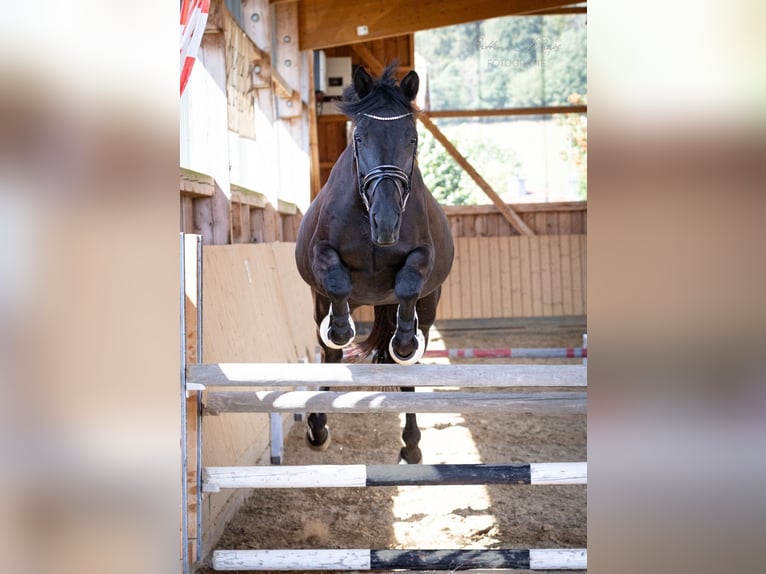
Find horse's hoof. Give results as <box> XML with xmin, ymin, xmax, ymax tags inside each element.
<box><xmin>398</xmin><ymin>446</ymin><xmax>422</xmax><ymax>464</ymax></box>
<box><xmin>306</xmin><ymin>426</ymin><xmax>331</xmax><ymax>451</ymax></box>
<box><xmin>389</xmin><ymin>329</ymin><xmax>426</xmax><ymax>365</ymax></box>
<box><xmin>319</xmin><ymin>311</ymin><xmax>355</xmax><ymax>350</ymax></box>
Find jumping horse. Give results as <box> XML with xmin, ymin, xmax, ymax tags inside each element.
<box><xmin>295</xmin><ymin>64</ymin><xmax>454</xmax><ymax>464</ymax></box>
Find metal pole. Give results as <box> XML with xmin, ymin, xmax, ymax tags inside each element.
<box><xmin>179</xmin><ymin>233</ymin><xmax>189</xmax><ymax>574</ymax></box>
<box><xmin>195</xmin><ymin>235</ymin><xmax>204</xmax><ymax>561</ymax></box>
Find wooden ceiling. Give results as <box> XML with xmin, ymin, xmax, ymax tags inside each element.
<box><xmin>292</xmin><ymin>0</ymin><xmax>585</xmax><ymax>50</ymax></box>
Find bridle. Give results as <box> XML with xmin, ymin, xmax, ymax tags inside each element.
<box><xmin>352</xmin><ymin>112</ymin><xmax>418</xmax><ymax>213</ymax></box>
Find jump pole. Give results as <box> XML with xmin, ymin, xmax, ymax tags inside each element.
<box><xmin>203</xmin><ymin>390</ymin><xmax>586</xmax><ymax>416</ymax></box>
<box><xmin>188</xmin><ymin>363</ymin><xmax>586</xmax><ymax>388</ymax></box>
<box><xmin>420</xmin><ymin>347</ymin><xmax>587</xmax><ymax>359</ymax></box>
<box><xmin>203</xmin><ymin>462</ymin><xmax>587</xmax><ymax>491</ymax></box>
<box><xmin>212</xmin><ymin>548</ymin><xmax>587</xmax><ymax>571</ymax></box>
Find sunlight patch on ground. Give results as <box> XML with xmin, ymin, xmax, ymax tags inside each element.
<box><xmin>391</xmin><ymin>411</ymin><xmax>500</xmax><ymax>548</ymax></box>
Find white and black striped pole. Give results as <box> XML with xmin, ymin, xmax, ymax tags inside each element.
<box><xmin>203</xmin><ymin>462</ymin><xmax>587</xmax><ymax>492</ymax></box>
<box><xmin>212</xmin><ymin>548</ymin><xmax>587</xmax><ymax>571</ymax></box>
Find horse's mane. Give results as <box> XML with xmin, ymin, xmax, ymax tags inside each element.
<box><xmin>338</xmin><ymin>62</ymin><xmax>415</xmax><ymax>120</ymax></box>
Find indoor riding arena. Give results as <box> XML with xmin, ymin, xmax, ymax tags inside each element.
<box><xmin>180</xmin><ymin>1</ymin><xmax>587</xmax><ymax>572</ymax></box>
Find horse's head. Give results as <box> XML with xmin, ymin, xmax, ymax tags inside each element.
<box><xmin>343</xmin><ymin>66</ymin><xmax>420</xmax><ymax>246</ymax></box>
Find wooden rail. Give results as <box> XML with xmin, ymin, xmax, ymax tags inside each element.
<box><xmin>187</xmin><ymin>363</ymin><xmax>587</xmax><ymax>388</ymax></box>
<box><xmin>203</xmin><ymin>390</ymin><xmax>587</xmax><ymax>415</ymax></box>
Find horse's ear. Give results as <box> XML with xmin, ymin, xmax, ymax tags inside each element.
<box><xmin>400</xmin><ymin>71</ymin><xmax>419</xmax><ymax>101</ymax></box>
<box><xmin>353</xmin><ymin>67</ymin><xmax>374</xmax><ymax>99</ymax></box>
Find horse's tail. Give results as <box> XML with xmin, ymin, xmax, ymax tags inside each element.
<box><xmin>344</xmin><ymin>305</ymin><xmax>396</xmax><ymax>363</ymax></box>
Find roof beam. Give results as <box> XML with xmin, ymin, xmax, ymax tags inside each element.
<box><xmin>298</xmin><ymin>0</ymin><xmax>585</xmax><ymax>50</ymax></box>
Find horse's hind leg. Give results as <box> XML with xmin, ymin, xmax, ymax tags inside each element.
<box><xmin>373</xmin><ymin>321</ymin><xmax>426</xmax><ymax>465</ymax></box>
<box><xmin>400</xmin><ymin>391</ymin><xmax>422</xmax><ymax>464</ymax></box>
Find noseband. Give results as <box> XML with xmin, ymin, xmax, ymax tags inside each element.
<box><xmin>353</xmin><ymin>112</ymin><xmax>418</xmax><ymax>213</ymax></box>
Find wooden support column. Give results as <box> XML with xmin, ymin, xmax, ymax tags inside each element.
<box><xmin>417</xmin><ymin>114</ymin><xmax>535</xmax><ymax>237</ymax></box>
<box><xmin>183</xmin><ymin>234</ymin><xmax>202</xmax><ymax>563</ymax></box>
<box><xmin>273</xmin><ymin>1</ymin><xmax>302</xmax><ymax>118</ymax></box>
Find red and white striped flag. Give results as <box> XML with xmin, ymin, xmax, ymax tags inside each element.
<box><xmin>180</xmin><ymin>0</ymin><xmax>210</xmax><ymax>95</ymax></box>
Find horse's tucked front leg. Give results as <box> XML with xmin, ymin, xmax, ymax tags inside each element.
<box><xmin>389</xmin><ymin>247</ymin><xmax>431</xmax><ymax>365</ymax></box>
<box><xmin>313</xmin><ymin>241</ymin><xmax>355</xmax><ymax>349</ymax></box>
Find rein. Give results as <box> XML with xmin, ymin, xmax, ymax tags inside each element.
<box><xmin>353</xmin><ymin>112</ymin><xmax>418</xmax><ymax>213</ymax></box>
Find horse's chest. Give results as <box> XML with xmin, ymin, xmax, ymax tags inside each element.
<box><xmin>343</xmin><ymin>247</ymin><xmax>406</xmax><ymax>301</ymax></box>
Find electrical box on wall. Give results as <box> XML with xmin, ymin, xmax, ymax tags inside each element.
<box><xmin>325</xmin><ymin>57</ymin><xmax>352</xmax><ymax>98</ymax></box>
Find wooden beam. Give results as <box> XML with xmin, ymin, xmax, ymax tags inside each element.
<box><xmin>298</xmin><ymin>0</ymin><xmax>584</xmax><ymax>50</ymax></box>
<box><xmin>188</xmin><ymin>362</ymin><xmax>587</xmax><ymax>388</ymax></box>
<box><xmin>204</xmin><ymin>390</ymin><xmax>587</xmax><ymax>415</ymax></box>
<box><xmin>230</xmin><ymin>183</ymin><xmax>268</xmax><ymax>208</ymax></box>
<box><xmin>418</xmin><ymin>113</ymin><xmax>535</xmax><ymax>236</ymax></box>
<box><xmin>441</xmin><ymin>201</ymin><xmax>586</xmax><ymax>215</ymax></box>
<box><xmin>522</xmin><ymin>6</ymin><xmax>587</xmax><ymax>15</ymax></box>
<box><xmin>181</xmin><ymin>168</ymin><xmax>216</xmax><ymax>198</ymax></box>
<box><xmin>350</xmin><ymin>43</ymin><xmax>385</xmax><ymax>76</ymax></box>
<box><xmin>426</xmin><ymin>105</ymin><xmax>587</xmax><ymax>118</ymax></box>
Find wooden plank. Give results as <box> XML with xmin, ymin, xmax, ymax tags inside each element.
<box><xmin>262</xmin><ymin>203</ymin><xmax>277</xmax><ymax>241</ymax></box>
<box><xmin>558</xmin><ymin>211</ymin><xmax>571</xmax><ymax>235</ymax></box>
<box><xmin>580</xmin><ymin>234</ymin><xmax>587</xmax><ymax>313</ymax></box>
<box><xmin>570</xmin><ymin>234</ymin><xmax>583</xmax><ymax>316</ymax></box>
<box><xmin>181</xmin><ymin>167</ymin><xmax>216</xmax><ymax>198</ymax></box>
<box><xmin>447</xmin><ymin>235</ymin><xmax>462</xmax><ymax>320</ymax></box>
<box><xmin>529</xmin><ymin>236</ymin><xmax>542</xmax><ymax>316</ymax></box>
<box><xmin>240</xmin><ymin>0</ymin><xmax>271</xmax><ymax>52</ymax></box>
<box><xmin>468</xmin><ymin>238</ymin><xmax>482</xmax><ymax>318</ymax></box>
<box><xmin>489</xmin><ymin>235</ymin><xmax>504</xmax><ymax>317</ymax></box>
<box><xmin>183</xmin><ymin>235</ymin><xmax>201</xmax><ymax>561</ymax></box>
<box><xmin>273</xmin><ymin>1</ymin><xmax>302</xmax><ymax>118</ymax></box>
<box><xmin>477</xmin><ymin>237</ymin><xmax>492</xmax><ymax>318</ymax></box>
<box><xmin>560</xmin><ymin>235</ymin><xmax>574</xmax><ymax>315</ymax></box>
<box><xmin>507</xmin><ymin>236</ymin><xmax>521</xmax><ymax>318</ymax></box>
<box><xmin>205</xmin><ymin>389</ymin><xmax>587</xmax><ymax>415</ymax></box>
<box><xmin>441</xmin><ymin>202</ymin><xmax>586</xmax><ymax>215</ymax></box>
<box><xmin>518</xmin><ymin>236</ymin><xmax>533</xmax><ymax>317</ymax></box>
<box><xmin>193</xmin><ymin>197</ymin><xmax>214</xmax><ymax>245</ymax></box>
<box><xmin>426</xmin><ymin>105</ymin><xmax>587</xmax><ymax>118</ymax></box>
<box><xmin>223</xmin><ymin>8</ymin><xmax>260</xmax><ymax>138</ymax></box>
<box><xmin>250</xmin><ymin>208</ymin><xmax>265</xmax><ymax>243</ymax></box>
<box><xmin>550</xmin><ymin>235</ymin><xmax>563</xmax><ymax>316</ymax></box>
<box><xmin>297</xmin><ymin>0</ymin><xmax>584</xmax><ymax>50</ymax></box>
<box><xmin>189</xmin><ymin>362</ymin><xmax>587</xmax><ymax>388</ymax></box>
<box><xmin>230</xmin><ymin>183</ymin><xmax>268</xmax><ymax>208</ymax></box>
<box><xmin>459</xmin><ymin>237</ymin><xmax>472</xmax><ymax>320</ymax></box>
<box><xmin>181</xmin><ymin>197</ymin><xmax>195</xmax><ymax>233</ymax></box>
<box><xmin>350</xmin><ymin>43</ymin><xmax>385</xmax><ymax>76</ymax></box>
<box><xmin>230</xmin><ymin>203</ymin><xmax>244</xmax><ymax>244</ymax></box>
<box><xmin>418</xmin><ymin>114</ymin><xmax>534</xmax><ymax>236</ymax></box>
<box><xmin>540</xmin><ymin>235</ymin><xmax>552</xmax><ymax>316</ymax></box>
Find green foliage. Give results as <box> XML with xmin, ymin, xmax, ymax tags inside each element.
<box><xmin>556</xmin><ymin>94</ymin><xmax>588</xmax><ymax>199</ymax></box>
<box><xmin>414</xmin><ymin>14</ymin><xmax>587</xmax><ymax>203</ymax></box>
<box><xmin>416</xmin><ymin>14</ymin><xmax>587</xmax><ymax>109</ymax></box>
<box><xmin>417</xmin><ymin>123</ymin><xmax>522</xmax><ymax>206</ymax></box>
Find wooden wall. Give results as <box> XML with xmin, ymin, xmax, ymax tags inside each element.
<box><xmin>181</xmin><ymin>0</ymin><xmax>310</xmax><ymax>246</ymax></box>
<box><xmin>443</xmin><ymin>202</ymin><xmax>586</xmax><ymax>237</ymax></box>
<box><xmin>439</xmin><ymin>234</ymin><xmax>586</xmax><ymax>321</ymax></box>
<box><xmin>352</xmin><ymin>202</ymin><xmax>587</xmax><ymax>324</ymax></box>
<box><xmin>198</xmin><ymin>242</ymin><xmax>316</xmax><ymax>557</ymax></box>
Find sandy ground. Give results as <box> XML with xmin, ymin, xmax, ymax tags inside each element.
<box><xmin>196</xmin><ymin>323</ymin><xmax>587</xmax><ymax>573</ymax></box>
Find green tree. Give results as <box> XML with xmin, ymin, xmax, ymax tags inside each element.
<box><xmin>417</xmin><ymin>126</ymin><xmax>473</xmax><ymax>205</ymax></box>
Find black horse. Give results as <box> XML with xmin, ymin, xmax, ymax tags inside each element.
<box><xmin>295</xmin><ymin>64</ymin><xmax>454</xmax><ymax>464</ymax></box>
